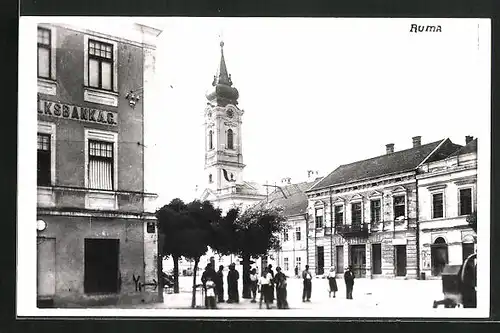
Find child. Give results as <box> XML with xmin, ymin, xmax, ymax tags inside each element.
<box><xmin>205</xmin><ymin>276</ymin><xmax>217</xmax><ymax>309</ymax></box>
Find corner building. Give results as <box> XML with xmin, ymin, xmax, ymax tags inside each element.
<box><xmin>305</xmin><ymin>137</ymin><xmax>462</xmax><ymax>279</ymax></box>
<box><xmin>36</xmin><ymin>22</ymin><xmax>162</xmax><ymax>306</ymax></box>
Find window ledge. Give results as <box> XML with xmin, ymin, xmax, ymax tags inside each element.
<box><xmin>84</xmin><ymin>87</ymin><xmax>119</xmax><ymax>107</ymax></box>
<box><xmin>38</xmin><ymin>78</ymin><xmax>57</xmax><ymax>96</ymax></box>
<box><xmin>37</xmin><ymin>186</ymin><xmax>55</xmax><ymax>207</ymax></box>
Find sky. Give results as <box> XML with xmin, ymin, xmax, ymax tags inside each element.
<box><xmin>145</xmin><ymin>18</ymin><xmax>490</xmax><ymax>205</ymax></box>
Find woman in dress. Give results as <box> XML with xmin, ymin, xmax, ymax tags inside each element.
<box><xmin>327</xmin><ymin>267</ymin><xmax>338</xmax><ymax>298</ymax></box>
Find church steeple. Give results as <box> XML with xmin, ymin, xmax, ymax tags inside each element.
<box><xmin>206</xmin><ymin>40</ymin><xmax>239</xmax><ymax>106</ymax></box>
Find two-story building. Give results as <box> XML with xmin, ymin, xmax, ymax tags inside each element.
<box><xmin>254</xmin><ymin>178</ymin><xmax>322</xmax><ymax>277</ymax></box>
<box><xmin>36</xmin><ymin>22</ymin><xmax>162</xmax><ymax>307</ymax></box>
<box><xmin>305</xmin><ymin>137</ymin><xmax>462</xmax><ymax>279</ymax></box>
<box><xmin>417</xmin><ymin>136</ymin><xmax>477</xmax><ymax>279</ymax></box>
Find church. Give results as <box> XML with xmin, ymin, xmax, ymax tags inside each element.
<box><xmin>199</xmin><ymin>41</ymin><xmax>267</xmax><ymax>214</ymax></box>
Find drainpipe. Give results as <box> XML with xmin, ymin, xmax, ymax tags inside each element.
<box><xmin>304</xmin><ymin>212</ymin><xmax>309</xmax><ymax>265</ymax></box>
<box><xmin>416</xmin><ymin>176</ymin><xmax>421</xmax><ymax>279</ymax></box>
<box><xmin>329</xmin><ymin>187</ymin><xmax>334</xmax><ymax>268</ymax></box>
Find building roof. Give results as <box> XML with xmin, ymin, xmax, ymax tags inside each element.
<box><xmin>254</xmin><ymin>180</ymin><xmax>319</xmax><ymax>217</ymax></box>
<box><xmin>309</xmin><ymin>139</ymin><xmax>462</xmax><ymax>192</ymax></box>
<box><xmin>448</xmin><ymin>138</ymin><xmax>477</xmax><ymax>157</ymax></box>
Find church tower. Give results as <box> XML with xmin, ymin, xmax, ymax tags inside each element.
<box><xmin>204</xmin><ymin>41</ymin><xmax>245</xmax><ymax>192</ymax></box>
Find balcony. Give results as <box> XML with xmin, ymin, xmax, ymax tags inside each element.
<box><xmin>335</xmin><ymin>223</ymin><xmax>369</xmax><ymax>238</ymax></box>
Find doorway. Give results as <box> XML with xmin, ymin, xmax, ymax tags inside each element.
<box><xmin>431</xmin><ymin>237</ymin><xmax>448</xmax><ymax>276</ymax></box>
<box><xmin>37</xmin><ymin>237</ymin><xmax>56</xmax><ymax>299</ymax></box>
<box><xmin>350</xmin><ymin>245</ymin><xmax>366</xmax><ymax>278</ymax></box>
<box><xmin>336</xmin><ymin>246</ymin><xmax>344</xmax><ymax>273</ymax></box>
<box><xmin>84</xmin><ymin>238</ymin><xmax>120</xmax><ymax>294</ymax></box>
<box><xmin>372</xmin><ymin>243</ymin><xmax>382</xmax><ymax>275</ymax></box>
<box><xmin>394</xmin><ymin>245</ymin><xmax>407</xmax><ymax>276</ymax></box>
<box><xmin>462</xmin><ymin>242</ymin><xmax>475</xmax><ymax>263</ymax></box>
<box><xmin>317</xmin><ymin>246</ymin><xmax>324</xmax><ymax>275</ymax></box>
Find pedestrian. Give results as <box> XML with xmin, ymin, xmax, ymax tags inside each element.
<box><xmin>259</xmin><ymin>267</ymin><xmax>273</xmax><ymax>309</ymax></box>
<box><xmin>327</xmin><ymin>267</ymin><xmax>338</xmax><ymax>298</ymax></box>
<box><xmin>274</xmin><ymin>267</ymin><xmax>289</xmax><ymax>309</ymax></box>
<box><xmin>268</xmin><ymin>264</ymin><xmax>275</xmax><ymax>303</ymax></box>
<box><xmin>249</xmin><ymin>268</ymin><xmax>258</xmax><ymax>303</ymax></box>
<box><xmin>227</xmin><ymin>263</ymin><xmax>240</xmax><ymax>303</ymax></box>
<box><xmin>344</xmin><ymin>265</ymin><xmax>355</xmax><ymax>300</ymax></box>
<box><xmin>302</xmin><ymin>265</ymin><xmax>312</xmax><ymax>302</ymax></box>
<box><xmin>205</xmin><ymin>276</ymin><xmax>217</xmax><ymax>309</ymax></box>
<box><xmin>294</xmin><ymin>265</ymin><xmax>299</xmax><ymax>278</ymax></box>
<box><xmin>216</xmin><ymin>265</ymin><xmax>225</xmax><ymax>303</ymax></box>
<box><xmin>201</xmin><ymin>263</ymin><xmax>216</xmax><ymax>307</ymax></box>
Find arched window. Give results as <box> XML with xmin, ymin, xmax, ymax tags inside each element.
<box><xmin>209</xmin><ymin>174</ymin><xmax>213</xmax><ymax>183</ymax></box>
<box><xmin>227</xmin><ymin>129</ymin><xmax>234</xmax><ymax>149</ymax></box>
<box><xmin>431</xmin><ymin>237</ymin><xmax>448</xmax><ymax>276</ymax></box>
<box><xmin>208</xmin><ymin>130</ymin><xmax>213</xmax><ymax>150</ymax></box>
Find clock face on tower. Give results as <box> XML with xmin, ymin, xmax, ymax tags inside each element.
<box><xmin>226</xmin><ymin>110</ymin><xmax>234</xmax><ymax>118</ymax></box>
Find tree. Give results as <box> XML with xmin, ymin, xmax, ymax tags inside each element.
<box><xmin>212</xmin><ymin>205</ymin><xmax>287</xmax><ymax>299</ymax></box>
<box><xmin>156</xmin><ymin>198</ymin><xmax>189</xmax><ymax>293</ymax></box>
<box><xmin>183</xmin><ymin>200</ymin><xmax>222</xmax><ymax>308</ymax></box>
<box><xmin>466</xmin><ymin>211</ymin><xmax>477</xmax><ymax>233</ymax></box>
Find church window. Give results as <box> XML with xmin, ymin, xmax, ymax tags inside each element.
<box><xmin>208</xmin><ymin>130</ymin><xmax>213</xmax><ymax>150</ymax></box>
<box><xmin>227</xmin><ymin>129</ymin><xmax>234</xmax><ymax>149</ymax></box>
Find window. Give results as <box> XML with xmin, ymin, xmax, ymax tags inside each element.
<box><xmin>37</xmin><ymin>28</ymin><xmax>51</xmax><ymax>79</ymax></box>
<box><xmin>227</xmin><ymin>129</ymin><xmax>234</xmax><ymax>149</ymax></box>
<box><xmin>284</xmin><ymin>258</ymin><xmax>289</xmax><ymax>271</ymax></box>
<box><xmin>351</xmin><ymin>202</ymin><xmax>362</xmax><ymax>225</ymax></box>
<box><xmin>208</xmin><ymin>130</ymin><xmax>213</xmax><ymax>150</ymax></box>
<box><xmin>459</xmin><ymin>188</ymin><xmax>473</xmax><ymax>216</ymax></box>
<box><xmin>295</xmin><ymin>226</ymin><xmax>301</xmax><ymax>241</ymax></box>
<box><xmin>315</xmin><ymin>207</ymin><xmax>324</xmax><ymax>228</ymax></box>
<box><xmin>370</xmin><ymin>199</ymin><xmax>381</xmax><ymax>223</ymax></box>
<box><xmin>37</xmin><ymin>133</ymin><xmax>51</xmax><ymax>186</ymax></box>
<box><xmin>283</xmin><ymin>229</ymin><xmax>289</xmax><ymax>242</ymax></box>
<box><xmin>209</xmin><ymin>174</ymin><xmax>213</xmax><ymax>183</ymax></box>
<box><xmin>393</xmin><ymin>195</ymin><xmax>405</xmax><ymax>220</ymax></box>
<box><xmin>334</xmin><ymin>205</ymin><xmax>344</xmax><ymax>225</ymax></box>
<box><xmin>88</xmin><ymin>39</ymin><xmax>114</xmax><ymax>90</ymax></box>
<box><xmin>88</xmin><ymin>140</ymin><xmax>114</xmax><ymax>190</ymax></box>
<box><xmin>432</xmin><ymin>193</ymin><xmax>444</xmax><ymax>218</ymax></box>
<box><xmin>296</xmin><ymin>257</ymin><xmax>301</xmax><ymax>271</ymax></box>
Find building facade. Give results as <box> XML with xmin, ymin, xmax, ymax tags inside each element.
<box><xmin>36</xmin><ymin>22</ymin><xmax>162</xmax><ymax>307</ymax></box>
<box><xmin>305</xmin><ymin>137</ymin><xmax>462</xmax><ymax>279</ymax></box>
<box><xmin>417</xmin><ymin>137</ymin><xmax>477</xmax><ymax>279</ymax></box>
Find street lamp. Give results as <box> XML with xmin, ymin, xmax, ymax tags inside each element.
<box><xmin>36</xmin><ymin>220</ymin><xmax>47</xmax><ymax>232</ymax></box>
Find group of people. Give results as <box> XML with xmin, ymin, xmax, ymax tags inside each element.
<box><xmin>200</xmin><ymin>261</ymin><xmax>357</xmax><ymax>309</ymax></box>
<box><xmin>300</xmin><ymin>264</ymin><xmax>356</xmax><ymax>301</ymax></box>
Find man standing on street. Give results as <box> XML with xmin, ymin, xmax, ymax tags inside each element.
<box><xmin>216</xmin><ymin>265</ymin><xmax>225</xmax><ymax>303</ymax></box>
<box><xmin>268</xmin><ymin>264</ymin><xmax>275</xmax><ymax>303</ymax></box>
<box><xmin>274</xmin><ymin>267</ymin><xmax>289</xmax><ymax>309</ymax></box>
<box><xmin>344</xmin><ymin>265</ymin><xmax>355</xmax><ymax>300</ymax></box>
<box><xmin>302</xmin><ymin>265</ymin><xmax>312</xmax><ymax>302</ymax></box>
<box><xmin>294</xmin><ymin>265</ymin><xmax>299</xmax><ymax>278</ymax></box>
<box><xmin>227</xmin><ymin>263</ymin><xmax>240</xmax><ymax>303</ymax></box>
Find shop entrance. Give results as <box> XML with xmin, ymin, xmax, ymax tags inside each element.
<box><xmin>37</xmin><ymin>237</ymin><xmax>56</xmax><ymax>299</ymax></box>
<box><xmin>372</xmin><ymin>243</ymin><xmax>382</xmax><ymax>275</ymax></box>
<box><xmin>350</xmin><ymin>245</ymin><xmax>366</xmax><ymax>278</ymax></box>
<box><xmin>395</xmin><ymin>245</ymin><xmax>407</xmax><ymax>276</ymax></box>
<box><xmin>431</xmin><ymin>237</ymin><xmax>448</xmax><ymax>276</ymax></box>
<box><xmin>84</xmin><ymin>239</ymin><xmax>120</xmax><ymax>294</ymax></box>
<box><xmin>317</xmin><ymin>246</ymin><xmax>324</xmax><ymax>275</ymax></box>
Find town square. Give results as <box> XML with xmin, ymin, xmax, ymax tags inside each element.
<box><xmin>17</xmin><ymin>16</ymin><xmax>490</xmax><ymax>317</ymax></box>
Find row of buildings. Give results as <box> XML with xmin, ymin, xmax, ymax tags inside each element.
<box><xmin>270</xmin><ymin>136</ymin><xmax>477</xmax><ymax>280</ymax></box>
<box><xmin>36</xmin><ymin>22</ymin><xmax>163</xmax><ymax>307</ymax></box>
<box><xmin>195</xmin><ymin>39</ymin><xmax>478</xmax><ymax>281</ymax></box>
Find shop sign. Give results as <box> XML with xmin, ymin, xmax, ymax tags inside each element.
<box><xmin>38</xmin><ymin>99</ymin><xmax>117</xmax><ymax>126</ymax></box>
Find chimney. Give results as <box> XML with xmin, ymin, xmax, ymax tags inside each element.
<box><xmin>465</xmin><ymin>135</ymin><xmax>474</xmax><ymax>145</ymax></box>
<box><xmin>386</xmin><ymin>143</ymin><xmax>394</xmax><ymax>154</ymax></box>
<box><xmin>412</xmin><ymin>136</ymin><xmax>422</xmax><ymax>148</ymax></box>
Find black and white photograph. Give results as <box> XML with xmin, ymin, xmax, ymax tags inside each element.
<box><xmin>17</xmin><ymin>16</ymin><xmax>491</xmax><ymax>318</ymax></box>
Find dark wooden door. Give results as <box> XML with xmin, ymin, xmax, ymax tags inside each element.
<box><xmin>372</xmin><ymin>243</ymin><xmax>382</xmax><ymax>275</ymax></box>
<box><xmin>395</xmin><ymin>245</ymin><xmax>407</xmax><ymax>277</ymax></box>
<box><xmin>336</xmin><ymin>246</ymin><xmax>344</xmax><ymax>273</ymax></box>
<box><xmin>350</xmin><ymin>245</ymin><xmax>366</xmax><ymax>278</ymax></box>
<box><xmin>317</xmin><ymin>246</ymin><xmax>324</xmax><ymax>275</ymax></box>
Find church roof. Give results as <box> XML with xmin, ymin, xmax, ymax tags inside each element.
<box><xmin>309</xmin><ymin>138</ymin><xmax>463</xmax><ymax>192</ymax></box>
<box><xmin>206</xmin><ymin>41</ymin><xmax>239</xmax><ymax>106</ymax></box>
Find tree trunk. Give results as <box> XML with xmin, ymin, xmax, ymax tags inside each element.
<box><xmin>191</xmin><ymin>258</ymin><xmax>200</xmax><ymax>309</ymax></box>
<box><xmin>242</xmin><ymin>253</ymin><xmax>251</xmax><ymax>299</ymax></box>
<box><xmin>173</xmin><ymin>255</ymin><xmax>180</xmax><ymax>294</ymax></box>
